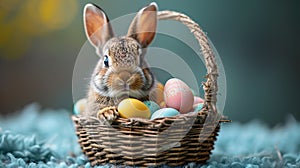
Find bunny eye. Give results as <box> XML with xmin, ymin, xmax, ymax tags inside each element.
<box><xmin>103</xmin><ymin>55</ymin><xmax>110</xmax><ymax>67</ymax></box>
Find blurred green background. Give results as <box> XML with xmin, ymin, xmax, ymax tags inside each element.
<box><xmin>0</xmin><ymin>0</ymin><xmax>299</xmax><ymax>126</ymax></box>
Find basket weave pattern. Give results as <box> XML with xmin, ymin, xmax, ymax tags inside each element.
<box><xmin>72</xmin><ymin>10</ymin><xmax>227</xmax><ymax>167</ymax></box>
<box><xmin>73</xmin><ymin>112</ymin><xmax>221</xmax><ymax>167</ymax></box>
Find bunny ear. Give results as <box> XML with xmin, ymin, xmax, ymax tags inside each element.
<box><xmin>84</xmin><ymin>3</ymin><xmax>114</xmax><ymax>49</ymax></box>
<box><xmin>127</xmin><ymin>2</ymin><xmax>158</xmax><ymax>48</ymax></box>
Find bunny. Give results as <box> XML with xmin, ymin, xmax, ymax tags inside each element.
<box><xmin>82</xmin><ymin>2</ymin><xmax>158</xmax><ymax>122</ymax></box>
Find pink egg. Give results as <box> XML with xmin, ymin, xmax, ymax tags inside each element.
<box><xmin>193</xmin><ymin>96</ymin><xmax>204</xmax><ymax>105</ymax></box>
<box><xmin>164</xmin><ymin>78</ymin><xmax>194</xmax><ymax>114</ymax></box>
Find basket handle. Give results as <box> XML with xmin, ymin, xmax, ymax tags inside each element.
<box><xmin>158</xmin><ymin>10</ymin><xmax>218</xmax><ymax>114</ymax></box>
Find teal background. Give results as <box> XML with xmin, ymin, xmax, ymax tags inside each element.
<box><xmin>0</xmin><ymin>0</ymin><xmax>299</xmax><ymax>126</ymax></box>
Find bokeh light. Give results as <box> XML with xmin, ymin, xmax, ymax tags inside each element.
<box><xmin>0</xmin><ymin>0</ymin><xmax>78</xmax><ymax>59</ymax></box>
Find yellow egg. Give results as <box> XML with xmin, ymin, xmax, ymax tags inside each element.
<box><xmin>159</xmin><ymin>101</ymin><xmax>166</xmax><ymax>108</ymax></box>
<box><xmin>117</xmin><ymin>98</ymin><xmax>151</xmax><ymax>119</ymax></box>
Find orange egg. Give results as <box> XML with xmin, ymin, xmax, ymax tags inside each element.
<box><xmin>159</xmin><ymin>101</ymin><xmax>166</xmax><ymax>108</ymax></box>
<box><xmin>149</xmin><ymin>82</ymin><xmax>164</xmax><ymax>104</ymax></box>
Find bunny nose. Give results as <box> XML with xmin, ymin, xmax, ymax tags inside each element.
<box><xmin>119</xmin><ymin>71</ymin><xmax>131</xmax><ymax>82</ymax></box>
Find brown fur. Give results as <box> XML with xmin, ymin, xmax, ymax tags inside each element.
<box><xmin>106</xmin><ymin>37</ymin><xmax>140</xmax><ymax>67</ymax></box>
<box><xmin>86</xmin><ymin>89</ymin><xmax>115</xmax><ymax>116</ymax></box>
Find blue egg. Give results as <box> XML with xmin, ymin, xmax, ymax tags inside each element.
<box><xmin>150</xmin><ymin>108</ymin><xmax>179</xmax><ymax>120</ymax></box>
<box><xmin>193</xmin><ymin>103</ymin><xmax>204</xmax><ymax>112</ymax></box>
<box><xmin>73</xmin><ymin>105</ymin><xmax>80</xmax><ymax>115</ymax></box>
<box><xmin>73</xmin><ymin>99</ymin><xmax>87</xmax><ymax>115</ymax></box>
<box><xmin>143</xmin><ymin>101</ymin><xmax>160</xmax><ymax>115</ymax></box>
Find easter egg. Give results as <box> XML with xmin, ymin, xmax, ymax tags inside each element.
<box><xmin>193</xmin><ymin>103</ymin><xmax>204</xmax><ymax>112</ymax></box>
<box><xmin>149</xmin><ymin>82</ymin><xmax>164</xmax><ymax>104</ymax></box>
<box><xmin>118</xmin><ymin>98</ymin><xmax>151</xmax><ymax>119</ymax></box>
<box><xmin>159</xmin><ymin>101</ymin><xmax>166</xmax><ymax>108</ymax></box>
<box><xmin>150</xmin><ymin>108</ymin><xmax>179</xmax><ymax>120</ymax></box>
<box><xmin>156</xmin><ymin>82</ymin><xmax>164</xmax><ymax>103</ymax></box>
<box><xmin>194</xmin><ymin>96</ymin><xmax>204</xmax><ymax>105</ymax></box>
<box><xmin>164</xmin><ymin>78</ymin><xmax>194</xmax><ymax>114</ymax></box>
<box><xmin>74</xmin><ymin>98</ymin><xmax>87</xmax><ymax>115</ymax></box>
<box><xmin>143</xmin><ymin>101</ymin><xmax>160</xmax><ymax>115</ymax></box>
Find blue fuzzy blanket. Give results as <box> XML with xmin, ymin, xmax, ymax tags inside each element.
<box><xmin>0</xmin><ymin>104</ymin><xmax>299</xmax><ymax>168</ymax></box>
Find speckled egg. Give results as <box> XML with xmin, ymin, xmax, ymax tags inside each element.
<box><xmin>143</xmin><ymin>101</ymin><xmax>160</xmax><ymax>115</ymax></box>
<box><xmin>164</xmin><ymin>78</ymin><xmax>194</xmax><ymax>114</ymax></box>
<box><xmin>118</xmin><ymin>98</ymin><xmax>151</xmax><ymax>119</ymax></box>
<box><xmin>73</xmin><ymin>98</ymin><xmax>87</xmax><ymax>115</ymax></box>
<box><xmin>150</xmin><ymin>108</ymin><xmax>179</xmax><ymax>120</ymax></box>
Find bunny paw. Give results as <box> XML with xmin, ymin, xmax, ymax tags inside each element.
<box><xmin>97</xmin><ymin>106</ymin><xmax>119</xmax><ymax>124</ymax></box>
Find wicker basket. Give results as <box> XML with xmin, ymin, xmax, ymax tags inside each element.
<box><xmin>72</xmin><ymin>10</ymin><xmax>229</xmax><ymax>167</ymax></box>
